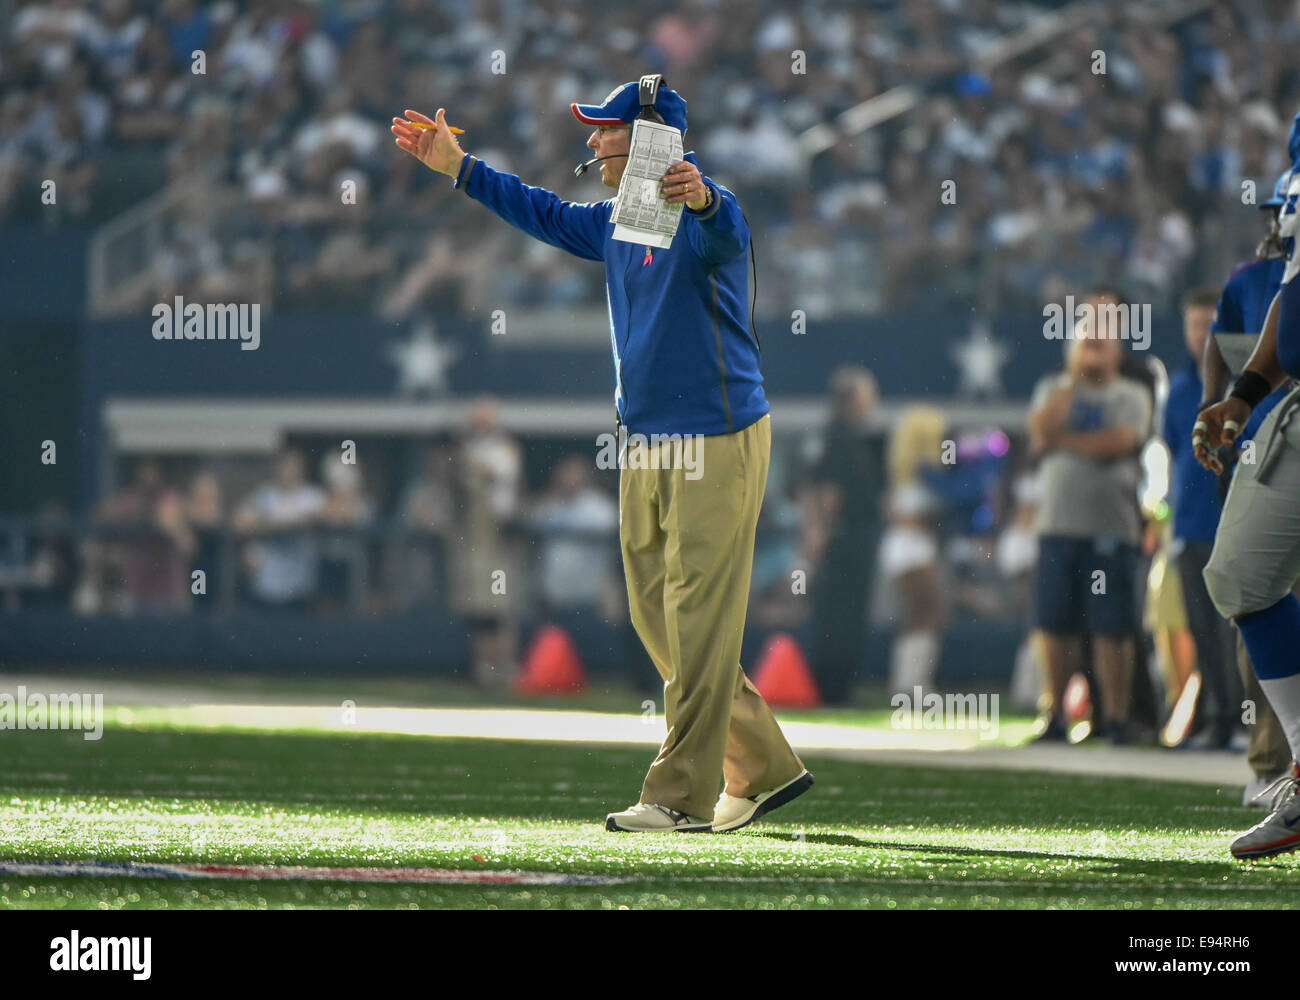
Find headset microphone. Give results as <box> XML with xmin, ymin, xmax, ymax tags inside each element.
<box><xmin>574</xmin><ymin>74</ymin><xmax>667</xmax><ymax>179</ymax></box>
<box><xmin>573</xmin><ymin>153</ymin><xmax>628</xmax><ymax>179</ymax></box>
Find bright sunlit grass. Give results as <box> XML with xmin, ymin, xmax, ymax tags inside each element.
<box><xmin>1</xmin><ymin>705</ymin><xmax>1295</xmax><ymax>909</ymax></box>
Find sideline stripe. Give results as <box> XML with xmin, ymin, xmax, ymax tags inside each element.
<box><xmin>0</xmin><ymin>860</ymin><xmax>630</xmax><ymax>886</ymax></box>
<box><xmin>1</xmin><ymin>861</ymin><xmax>1283</xmax><ymax>893</ymax></box>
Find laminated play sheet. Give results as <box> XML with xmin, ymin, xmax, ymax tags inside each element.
<box><xmin>610</xmin><ymin>119</ymin><xmax>685</xmax><ymax>248</ymax></box>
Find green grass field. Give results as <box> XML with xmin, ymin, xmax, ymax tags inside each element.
<box><xmin>1</xmin><ymin>686</ymin><xmax>1297</xmax><ymax>910</ymax></box>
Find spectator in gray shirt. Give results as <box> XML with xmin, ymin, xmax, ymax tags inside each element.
<box><xmin>234</xmin><ymin>447</ymin><xmax>327</xmax><ymax>609</ymax></box>
<box><xmin>1027</xmin><ymin>331</ymin><xmax>1152</xmax><ymax>744</ymax></box>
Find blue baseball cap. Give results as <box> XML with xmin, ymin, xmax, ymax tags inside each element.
<box><xmin>1262</xmin><ymin>169</ymin><xmax>1292</xmax><ymax>210</ymax></box>
<box><xmin>571</xmin><ymin>80</ymin><xmax>688</xmax><ymax>135</ymax></box>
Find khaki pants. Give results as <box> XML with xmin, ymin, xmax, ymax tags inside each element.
<box><xmin>620</xmin><ymin>413</ymin><xmax>804</xmax><ymax>819</ymax></box>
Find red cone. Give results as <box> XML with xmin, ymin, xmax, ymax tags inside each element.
<box><xmin>1064</xmin><ymin>671</ymin><xmax>1091</xmax><ymax>725</ymax></box>
<box><xmin>515</xmin><ymin>625</ymin><xmax>586</xmax><ymax>694</ymax></box>
<box><xmin>752</xmin><ymin>633</ymin><xmax>821</xmax><ymax>707</ymax></box>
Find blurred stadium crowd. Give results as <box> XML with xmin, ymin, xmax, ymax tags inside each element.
<box><xmin>5</xmin><ymin>377</ymin><xmax>1031</xmax><ymax>695</ymax></box>
<box><xmin>2</xmin><ymin>0</ymin><xmax>1298</xmax><ymax>316</ymax></box>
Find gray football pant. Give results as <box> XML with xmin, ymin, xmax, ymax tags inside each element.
<box><xmin>1204</xmin><ymin>386</ymin><xmax>1300</xmax><ymax>776</ymax></box>
<box><xmin>1204</xmin><ymin>386</ymin><xmax>1300</xmax><ymax>620</ymax></box>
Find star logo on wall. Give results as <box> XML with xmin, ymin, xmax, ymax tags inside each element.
<box><xmin>949</xmin><ymin>321</ymin><xmax>1010</xmax><ymax>397</ymax></box>
<box><xmin>386</xmin><ymin>319</ymin><xmax>459</xmax><ymax>396</ymax></box>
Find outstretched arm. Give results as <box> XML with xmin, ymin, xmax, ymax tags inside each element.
<box><xmin>393</xmin><ymin>108</ymin><xmax>608</xmax><ymax>262</ymax></box>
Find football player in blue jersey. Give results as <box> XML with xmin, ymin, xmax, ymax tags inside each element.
<box><xmin>1196</xmin><ymin>115</ymin><xmax>1300</xmax><ymax>857</ymax></box>
<box><xmin>1198</xmin><ymin>169</ymin><xmax>1296</xmax><ymax>803</ymax></box>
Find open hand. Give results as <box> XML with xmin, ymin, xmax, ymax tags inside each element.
<box><xmin>392</xmin><ymin>108</ymin><xmax>465</xmax><ymax>177</ymax></box>
<box><xmin>1193</xmin><ymin>397</ymin><xmax>1251</xmax><ymax>474</ymax></box>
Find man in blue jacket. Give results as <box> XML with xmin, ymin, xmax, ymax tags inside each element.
<box><xmin>392</xmin><ymin>80</ymin><xmax>812</xmax><ymax>833</ymax></box>
<box><xmin>1163</xmin><ymin>288</ymin><xmax>1244</xmax><ymax>751</ymax></box>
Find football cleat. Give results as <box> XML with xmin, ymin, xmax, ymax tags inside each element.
<box><xmin>1231</xmin><ymin>767</ymin><xmax>1300</xmax><ymax>859</ymax></box>
<box><xmin>1243</xmin><ymin>766</ymin><xmax>1295</xmax><ymax>809</ymax></box>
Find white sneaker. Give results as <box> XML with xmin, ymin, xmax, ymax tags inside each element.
<box><xmin>712</xmin><ymin>770</ymin><xmax>814</xmax><ymax>833</ymax></box>
<box><xmin>1243</xmin><ymin>769</ymin><xmax>1292</xmax><ymax>808</ymax></box>
<box><xmin>605</xmin><ymin>802</ymin><xmax>711</xmax><ymax>833</ymax></box>
<box><xmin>1231</xmin><ymin>769</ymin><xmax>1300</xmax><ymax>859</ymax></box>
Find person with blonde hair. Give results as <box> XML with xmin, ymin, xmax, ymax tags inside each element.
<box><xmin>880</xmin><ymin>407</ymin><xmax>947</xmax><ymax>696</ymax></box>
<box><xmin>888</xmin><ymin>406</ymin><xmax>947</xmax><ymax>489</ymax></box>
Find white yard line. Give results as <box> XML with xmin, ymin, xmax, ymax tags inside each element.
<box><xmin>1</xmin><ymin>674</ymin><xmax>1254</xmax><ymax>788</ymax></box>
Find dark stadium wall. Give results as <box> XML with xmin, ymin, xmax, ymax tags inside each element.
<box><xmin>0</xmin><ymin>605</ymin><xmax>1023</xmax><ymax>685</ymax></box>
<box><xmin>74</xmin><ymin>306</ymin><xmax>1184</xmax><ymax>511</ymax></box>
<box><xmin>1</xmin><ymin>227</ymin><xmax>87</xmax><ymax>514</ymax></box>
<box><xmin>81</xmin><ymin>309</ymin><xmax>1186</xmax><ymax>401</ymax></box>
<box><xmin>0</xmin><ymin>228</ymin><xmax>88</xmax><ymax>322</ymax></box>
<box><xmin>0</xmin><ymin>320</ymin><xmax>80</xmax><ymax>515</ymax></box>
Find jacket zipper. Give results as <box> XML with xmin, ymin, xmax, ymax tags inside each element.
<box><xmin>620</xmin><ymin>248</ymin><xmax>635</xmax><ymax>430</ymax></box>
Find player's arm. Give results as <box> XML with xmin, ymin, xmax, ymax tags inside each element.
<box><xmin>1194</xmin><ymin>289</ymin><xmax>1288</xmax><ymax>471</ymax></box>
<box><xmin>392</xmin><ymin>108</ymin><xmax>607</xmax><ymax>262</ymax></box>
<box><xmin>1196</xmin><ymin>164</ymin><xmax>1300</xmax><ymax>469</ymax></box>
<box><xmin>1202</xmin><ymin>277</ymin><xmax>1243</xmax><ymax>406</ymax></box>
<box><xmin>1241</xmin><ymin>288</ymin><xmax>1288</xmax><ymax>393</ymax></box>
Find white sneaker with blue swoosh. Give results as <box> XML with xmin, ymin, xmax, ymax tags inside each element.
<box><xmin>605</xmin><ymin>802</ymin><xmax>711</xmax><ymax>833</ymax></box>
<box><xmin>1231</xmin><ymin>768</ymin><xmax>1300</xmax><ymax>859</ymax></box>
<box><xmin>711</xmin><ymin>770</ymin><xmax>814</xmax><ymax>833</ymax></box>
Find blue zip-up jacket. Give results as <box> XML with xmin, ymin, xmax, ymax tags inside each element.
<box><xmin>1211</xmin><ymin>255</ymin><xmax>1287</xmax><ymax>444</ymax></box>
<box><xmin>1163</xmin><ymin>360</ymin><xmax>1221</xmax><ymax>543</ymax></box>
<box><xmin>453</xmin><ymin>151</ymin><xmax>767</xmax><ymax>437</ymax></box>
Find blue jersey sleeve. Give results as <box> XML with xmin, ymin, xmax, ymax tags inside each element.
<box><xmin>1212</xmin><ymin>271</ymin><xmax>1244</xmax><ymax>334</ymax></box>
<box><xmin>680</xmin><ymin>153</ymin><xmax>749</xmax><ymax>265</ymax></box>
<box><xmin>455</xmin><ymin>154</ymin><xmax>609</xmax><ymax>262</ymax></box>
<box><xmin>1275</xmin><ymin>172</ymin><xmax>1300</xmax><ymax>377</ymax></box>
<box><xmin>1279</xmin><ymin>273</ymin><xmax>1300</xmax><ymax>378</ymax></box>
<box><xmin>685</xmin><ymin>181</ymin><xmax>750</xmax><ymax>265</ymax></box>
